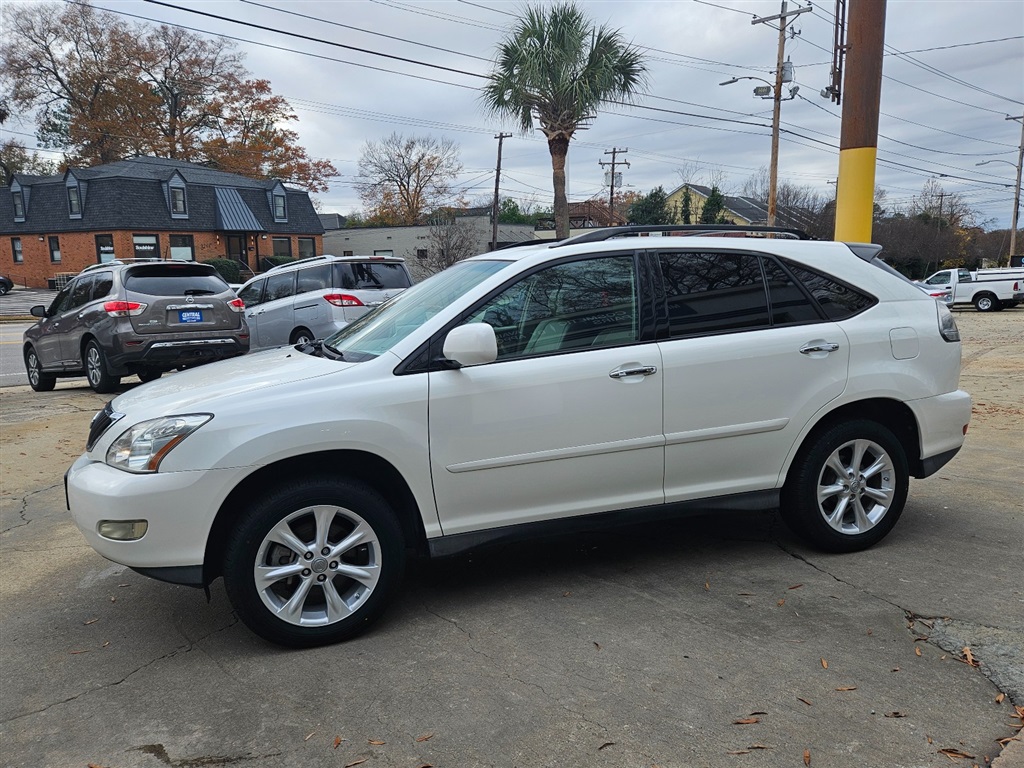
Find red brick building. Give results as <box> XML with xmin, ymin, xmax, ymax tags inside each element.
<box><xmin>1</xmin><ymin>156</ymin><xmax>324</xmax><ymax>288</ymax></box>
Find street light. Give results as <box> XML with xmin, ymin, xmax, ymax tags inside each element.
<box><xmin>720</xmin><ymin>75</ymin><xmax>799</xmax><ymax>227</ymax></box>
<box><xmin>976</xmin><ymin>157</ymin><xmax>1022</xmax><ymax>266</ymax></box>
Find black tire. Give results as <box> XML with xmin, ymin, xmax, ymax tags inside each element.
<box><xmin>290</xmin><ymin>327</ymin><xmax>314</xmax><ymax>345</ymax></box>
<box><xmin>83</xmin><ymin>340</ymin><xmax>121</xmax><ymax>394</ymax></box>
<box><xmin>781</xmin><ymin>420</ymin><xmax>909</xmax><ymax>553</ymax></box>
<box><xmin>973</xmin><ymin>293</ymin><xmax>997</xmax><ymax>312</ymax></box>
<box><xmin>223</xmin><ymin>477</ymin><xmax>406</xmax><ymax>647</ymax></box>
<box><xmin>0</xmin><ymin>282</ymin><xmax>10</xmax><ymax>296</ymax></box>
<box><xmin>24</xmin><ymin>346</ymin><xmax>56</xmax><ymax>392</ymax></box>
<box><xmin>137</xmin><ymin>369</ymin><xmax>163</xmax><ymax>383</ymax></box>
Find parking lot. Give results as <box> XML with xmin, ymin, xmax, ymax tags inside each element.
<box><xmin>0</xmin><ymin>309</ymin><xmax>1021</xmax><ymax>767</ymax></box>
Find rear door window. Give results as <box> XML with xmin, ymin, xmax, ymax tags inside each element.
<box><xmin>334</xmin><ymin>262</ymin><xmax>412</xmax><ymax>290</ymax></box>
<box><xmin>296</xmin><ymin>264</ymin><xmax>331</xmax><ymax>293</ymax></box>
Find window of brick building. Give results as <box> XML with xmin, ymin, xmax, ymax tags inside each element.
<box><xmin>49</xmin><ymin>236</ymin><xmax>61</xmax><ymax>263</ymax></box>
<box><xmin>169</xmin><ymin>234</ymin><xmax>195</xmax><ymax>261</ymax></box>
<box><xmin>95</xmin><ymin>234</ymin><xmax>115</xmax><ymax>263</ymax></box>
<box><xmin>12</xmin><ymin>237</ymin><xmax>23</xmax><ymax>263</ymax></box>
<box><xmin>298</xmin><ymin>237</ymin><xmax>315</xmax><ymax>259</ymax></box>
<box><xmin>272</xmin><ymin>237</ymin><xmax>292</xmax><ymax>258</ymax></box>
<box><xmin>133</xmin><ymin>234</ymin><xmax>158</xmax><ymax>260</ymax></box>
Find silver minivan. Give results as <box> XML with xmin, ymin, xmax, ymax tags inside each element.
<box><xmin>236</xmin><ymin>255</ymin><xmax>413</xmax><ymax>348</ymax></box>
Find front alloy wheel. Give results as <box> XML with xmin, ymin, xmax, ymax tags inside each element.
<box><xmin>782</xmin><ymin>420</ymin><xmax>909</xmax><ymax>552</ymax></box>
<box><xmin>25</xmin><ymin>347</ymin><xmax>56</xmax><ymax>392</ymax></box>
<box><xmin>224</xmin><ymin>478</ymin><xmax>405</xmax><ymax>647</ymax></box>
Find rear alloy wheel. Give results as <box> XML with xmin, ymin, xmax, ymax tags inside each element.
<box><xmin>290</xmin><ymin>327</ymin><xmax>314</xmax><ymax>346</ymax></box>
<box><xmin>782</xmin><ymin>420</ymin><xmax>908</xmax><ymax>552</ymax></box>
<box><xmin>84</xmin><ymin>340</ymin><xmax>121</xmax><ymax>394</ymax></box>
<box><xmin>223</xmin><ymin>477</ymin><xmax>405</xmax><ymax>647</ymax></box>
<box><xmin>24</xmin><ymin>347</ymin><xmax>56</xmax><ymax>392</ymax></box>
<box><xmin>973</xmin><ymin>293</ymin><xmax>996</xmax><ymax>312</ymax></box>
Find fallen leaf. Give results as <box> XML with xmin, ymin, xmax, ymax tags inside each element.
<box><xmin>835</xmin><ymin>686</ymin><xmax>857</xmax><ymax>691</ymax></box>
<box><xmin>885</xmin><ymin>712</ymin><xmax>907</xmax><ymax>718</ymax></box>
<box><xmin>102</xmin><ymin>641</ymin><xmax>110</xmax><ymax>648</ymax></box>
<box><xmin>749</xmin><ymin>711</ymin><xmax>768</xmax><ymax>715</ymax></box>
<box><xmin>704</xmin><ymin>580</ymin><xmax>710</xmax><ymax>591</ymax></box>
<box><xmin>748</xmin><ymin>744</ymin><xmax>770</xmax><ymax>750</ymax></box>
<box><xmin>727</xmin><ymin>750</ymin><xmax>751</xmax><ymax>755</ymax></box>
<box><xmin>962</xmin><ymin>647</ymin><xmax>979</xmax><ymax>667</ymax></box>
<box><xmin>304</xmin><ymin>731</ymin><xmax>316</xmax><ymax>742</ymax></box>
<box><xmin>938</xmin><ymin>747</ymin><xmax>975</xmax><ymax>760</ymax></box>
<box><xmin>344</xmin><ymin>760</ymin><xmax>368</xmax><ymax>768</ymax></box>
<box><xmin>109</xmin><ymin>596</ymin><xmax>116</xmax><ymax>603</ymax></box>
<box><xmin>416</xmin><ymin>764</ymin><xmax>433</xmax><ymax>768</ymax></box>
<box><xmin>368</xmin><ymin>740</ymin><xmax>385</xmax><ymax>746</ymax></box>
<box><xmin>415</xmin><ymin>733</ymin><xmax>434</xmax><ymax>743</ymax></box>
<box><xmin>892</xmin><ymin>667</ymin><xmax>901</xmax><ymax>672</ymax></box>
<box><xmin>777</xmin><ymin>599</ymin><xmax>785</xmax><ymax>607</ymax></box>
<box><xmin>915</xmin><ymin>646</ymin><xmax>923</xmax><ymax>657</ymax></box>
<box><xmin>821</xmin><ymin>658</ymin><xmax>828</xmax><ymax>669</ymax></box>
<box><xmin>70</xmin><ymin>650</ymin><xmax>89</xmax><ymax>655</ymax></box>
<box><xmin>928</xmin><ymin>736</ymin><xmax>933</xmax><ymax>744</ymax></box>
<box><xmin>84</xmin><ymin>618</ymin><xmax>99</xmax><ymax>625</ymax></box>
<box><xmin>797</xmin><ymin>697</ymin><xmax>812</xmax><ymax>706</ymax></box>
<box><xmin>598</xmin><ymin>742</ymin><xmax>615</xmax><ymax>751</ymax></box>
<box><xmin>733</xmin><ymin>718</ymin><xmax>760</xmax><ymax>725</ymax></box>
<box><xmin>804</xmin><ymin>748</ymin><xmax>811</xmax><ymax>765</ymax></box>
<box><xmin>995</xmin><ymin>693</ymin><xmax>1005</xmax><ymax>704</ymax></box>
<box><xmin>738</xmin><ymin>592</ymin><xmax>754</xmax><ymax>596</ymax></box>
<box><xmin>789</xmin><ymin>584</ymin><xmax>803</xmax><ymax>590</ymax></box>
<box><xmin>333</xmin><ymin>737</ymin><xmax>343</xmax><ymax>749</ymax></box>
<box><xmin>594</xmin><ymin>642</ymin><xmax>602</xmax><ymax>651</ymax></box>
<box><xmin>563</xmin><ymin>591</ymin><xmax>572</xmax><ymax>597</ymax></box>
<box><xmin>118</xmin><ymin>583</ymin><xmax>130</xmax><ymax>588</ymax></box>
<box><xmin>867</xmin><ymin>629</ymin><xmax>873</xmax><ymax>636</ymax></box>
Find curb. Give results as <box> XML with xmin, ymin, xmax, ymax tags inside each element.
<box><xmin>992</xmin><ymin>733</ymin><xmax>1022</xmax><ymax>767</ymax></box>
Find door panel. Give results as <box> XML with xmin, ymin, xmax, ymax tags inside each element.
<box><xmin>659</xmin><ymin>323</ymin><xmax>849</xmax><ymax>502</ymax></box>
<box><xmin>428</xmin><ymin>346</ymin><xmax>665</xmax><ymax>535</ymax></box>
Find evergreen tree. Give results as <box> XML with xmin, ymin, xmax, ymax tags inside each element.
<box><xmin>699</xmin><ymin>186</ymin><xmax>727</xmax><ymax>224</ymax></box>
<box><xmin>680</xmin><ymin>187</ymin><xmax>693</xmax><ymax>225</ymax></box>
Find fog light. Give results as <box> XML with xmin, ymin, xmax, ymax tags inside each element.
<box><xmin>97</xmin><ymin>520</ymin><xmax>148</xmax><ymax>541</ymax></box>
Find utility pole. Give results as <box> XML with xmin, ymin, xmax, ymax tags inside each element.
<box><xmin>833</xmin><ymin>0</ymin><xmax>887</xmax><ymax>242</ymax></box>
<box><xmin>491</xmin><ymin>132</ymin><xmax>512</xmax><ymax>251</ymax></box>
<box><xmin>1007</xmin><ymin>114</ymin><xmax>1023</xmax><ymax>266</ymax></box>
<box><xmin>752</xmin><ymin>1</ymin><xmax>811</xmax><ymax>226</ymax></box>
<box><xmin>599</xmin><ymin>148</ymin><xmax>629</xmax><ymax>224</ymax></box>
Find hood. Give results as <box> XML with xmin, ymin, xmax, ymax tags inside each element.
<box><xmin>113</xmin><ymin>346</ymin><xmax>357</xmax><ymax>414</ymax></box>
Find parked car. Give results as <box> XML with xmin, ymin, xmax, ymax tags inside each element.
<box><xmin>916</xmin><ymin>284</ymin><xmax>953</xmax><ymax>306</ymax></box>
<box><xmin>66</xmin><ymin>225</ymin><xmax>971</xmax><ymax>647</ymax></box>
<box><xmin>918</xmin><ymin>267</ymin><xmax>1023</xmax><ymax>311</ymax></box>
<box><xmin>24</xmin><ymin>260</ymin><xmax>249</xmax><ymax>393</ymax></box>
<box><xmin>235</xmin><ymin>255</ymin><xmax>413</xmax><ymax>349</ymax></box>
<box><xmin>0</xmin><ymin>274</ymin><xmax>14</xmax><ymax>295</ymax></box>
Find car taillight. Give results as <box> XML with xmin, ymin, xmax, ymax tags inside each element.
<box><xmin>227</xmin><ymin>298</ymin><xmax>245</xmax><ymax>312</ymax></box>
<box><xmin>103</xmin><ymin>301</ymin><xmax>147</xmax><ymax>317</ymax></box>
<box><xmin>324</xmin><ymin>293</ymin><xmax>364</xmax><ymax>307</ymax></box>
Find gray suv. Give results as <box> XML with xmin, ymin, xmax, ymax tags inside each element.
<box><xmin>236</xmin><ymin>255</ymin><xmax>413</xmax><ymax>349</ymax></box>
<box><xmin>23</xmin><ymin>260</ymin><xmax>249</xmax><ymax>393</ymax></box>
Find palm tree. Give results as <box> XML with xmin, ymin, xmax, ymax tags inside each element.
<box><xmin>482</xmin><ymin>2</ymin><xmax>648</xmax><ymax>240</ymax></box>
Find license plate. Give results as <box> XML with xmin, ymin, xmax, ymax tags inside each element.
<box><xmin>179</xmin><ymin>310</ymin><xmax>203</xmax><ymax>323</ymax></box>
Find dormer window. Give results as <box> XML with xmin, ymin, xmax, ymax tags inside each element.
<box><xmin>13</xmin><ymin>191</ymin><xmax>25</xmax><ymax>221</ymax></box>
<box><xmin>171</xmin><ymin>187</ymin><xmax>187</xmax><ymax>215</ymax></box>
<box><xmin>68</xmin><ymin>186</ymin><xmax>82</xmax><ymax>216</ymax></box>
<box><xmin>273</xmin><ymin>192</ymin><xmax>287</xmax><ymax>221</ymax></box>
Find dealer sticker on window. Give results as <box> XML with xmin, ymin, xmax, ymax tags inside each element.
<box><xmin>179</xmin><ymin>310</ymin><xmax>203</xmax><ymax>323</ymax></box>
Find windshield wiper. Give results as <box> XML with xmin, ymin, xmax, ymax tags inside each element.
<box><xmin>320</xmin><ymin>341</ymin><xmax>345</xmax><ymax>360</ymax></box>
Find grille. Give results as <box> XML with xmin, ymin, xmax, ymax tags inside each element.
<box><xmin>87</xmin><ymin>401</ymin><xmax>124</xmax><ymax>451</ymax></box>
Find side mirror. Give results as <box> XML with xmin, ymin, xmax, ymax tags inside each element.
<box><xmin>30</xmin><ymin>305</ymin><xmax>48</xmax><ymax>318</ymax></box>
<box><xmin>442</xmin><ymin>323</ymin><xmax>498</xmax><ymax>368</ymax></box>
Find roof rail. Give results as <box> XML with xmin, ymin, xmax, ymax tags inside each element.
<box><xmin>552</xmin><ymin>224</ymin><xmax>813</xmax><ymax>247</ymax></box>
<box><xmin>80</xmin><ymin>258</ymin><xmax>162</xmax><ymax>273</ymax></box>
<box><xmin>268</xmin><ymin>255</ymin><xmax>333</xmax><ymax>271</ymax></box>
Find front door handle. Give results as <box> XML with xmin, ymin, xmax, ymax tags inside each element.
<box><xmin>609</xmin><ymin>365</ymin><xmax>657</xmax><ymax>379</ymax></box>
<box><xmin>800</xmin><ymin>342</ymin><xmax>840</xmax><ymax>354</ymax></box>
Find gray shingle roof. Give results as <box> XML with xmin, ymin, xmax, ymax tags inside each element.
<box><xmin>0</xmin><ymin>156</ymin><xmax>324</xmax><ymax>235</ymax></box>
<box><xmin>679</xmin><ymin>184</ymin><xmax>817</xmax><ymax>230</ymax></box>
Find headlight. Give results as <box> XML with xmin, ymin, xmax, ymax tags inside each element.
<box><xmin>106</xmin><ymin>415</ymin><xmax>212</xmax><ymax>473</ymax></box>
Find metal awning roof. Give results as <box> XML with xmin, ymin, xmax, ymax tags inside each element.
<box><xmin>214</xmin><ymin>186</ymin><xmax>265</xmax><ymax>231</ymax></box>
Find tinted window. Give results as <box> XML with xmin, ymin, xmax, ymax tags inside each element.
<box><xmin>264</xmin><ymin>271</ymin><xmax>296</xmax><ymax>302</ymax></box>
<box><xmin>334</xmin><ymin>262</ymin><xmax>412</xmax><ymax>290</ymax></box>
<box><xmin>785</xmin><ymin>262</ymin><xmax>875</xmax><ymax>320</ymax></box>
<box><xmin>69</xmin><ymin>275</ymin><xmax>94</xmax><ymax>310</ymax></box>
<box><xmin>763</xmin><ymin>259</ymin><xmax>820</xmax><ymax>325</ymax></box>
<box><xmin>659</xmin><ymin>251</ymin><xmax>769</xmax><ymax>337</ymax></box>
<box><xmin>467</xmin><ymin>255</ymin><xmax>638</xmax><ymax>360</ymax></box>
<box><xmin>49</xmin><ymin>285</ymin><xmax>74</xmax><ymax>315</ymax></box>
<box><xmin>91</xmin><ymin>272</ymin><xmax>114</xmax><ymax>301</ymax></box>
<box><xmin>925</xmin><ymin>271</ymin><xmax>951</xmax><ymax>286</ymax></box>
<box><xmin>123</xmin><ymin>265</ymin><xmax>228</xmax><ymax>296</ymax></box>
<box><xmin>296</xmin><ymin>264</ymin><xmax>331</xmax><ymax>293</ymax></box>
<box><xmin>237</xmin><ymin>279</ymin><xmax>265</xmax><ymax>307</ymax></box>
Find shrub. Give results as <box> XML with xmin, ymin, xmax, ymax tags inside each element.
<box><xmin>202</xmin><ymin>258</ymin><xmax>241</xmax><ymax>284</ymax></box>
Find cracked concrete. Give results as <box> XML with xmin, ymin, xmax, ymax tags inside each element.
<box><xmin>1</xmin><ymin>310</ymin><xmax>1021</xmax><ymax>767</ymax></box>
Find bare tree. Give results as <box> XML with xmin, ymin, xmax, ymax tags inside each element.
<box><xmin>356</xmin><ymin>133</ymin><xmax>463</xmax><ymax>226</ymax></box>
<box><xmin>411</xmin><ymin>214</ymin><xmax>479</xmax><ymax>276</ymax></box>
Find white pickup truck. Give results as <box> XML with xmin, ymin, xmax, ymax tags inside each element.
<box><xmin>919</xmin><ymin>267</ymin><xmax>1024</xmax><ymax>311</ymax></box>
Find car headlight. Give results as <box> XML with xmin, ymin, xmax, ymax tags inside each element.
<box><xmin>106</xmin><ymin>415</ymin><xmax>212</xmax><ymax>473</ymax></box>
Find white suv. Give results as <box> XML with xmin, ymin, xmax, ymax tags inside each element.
<box><xmin>66</xmin><ymin>226</ymin><xmax>971</xmax><ymax>647</ymax></box>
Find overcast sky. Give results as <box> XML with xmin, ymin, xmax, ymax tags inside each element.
<box><xmin>9</xmin><ymin>0</ymin><xmax>1024</xmax><ymax>228</ymax></box>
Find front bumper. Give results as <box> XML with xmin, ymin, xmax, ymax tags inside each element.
<box><xmin>66</xmin><ymin>453</ymin><xmax>242</xmax><ymax>579</ymax></box>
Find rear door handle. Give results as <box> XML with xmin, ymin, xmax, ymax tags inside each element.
<box><xmin>800</xmin><ymin>342</ymin><xmax>840</xmax><ymax>354</ymax></box>
<box><xmin>609</xmin><ymin>365</ymin><xmax>657</xmax><ymax>379</ymax></box>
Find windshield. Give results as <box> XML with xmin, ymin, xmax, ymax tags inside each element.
<box><xmin>323</xmin><ymin>259</ymin><xmax>510</xmax><ymax>361</ymax></box>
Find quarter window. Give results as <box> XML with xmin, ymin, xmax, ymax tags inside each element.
<box><xmin>658</xmin><ymin>251</ymin><xmax>769</xmax><ymax>337</ymax></box>
<box><xmin>784</xmin><ymin>261</ymin><xmax>875</xmax><ymax>320</ymax></box>
<box><xmin>12</xmin><ymin>237</ymin><xmax>23</xmax><ymax>263</ymax></box>
<box><xmin>467</xmin><ymin>255</ymin><xmax>639</xmax><ymax>360</ymax></box>
<box><xmin>90</xmin><ymin>272</ymin><xmax>114</xmax><ymax>301</ymax></box>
